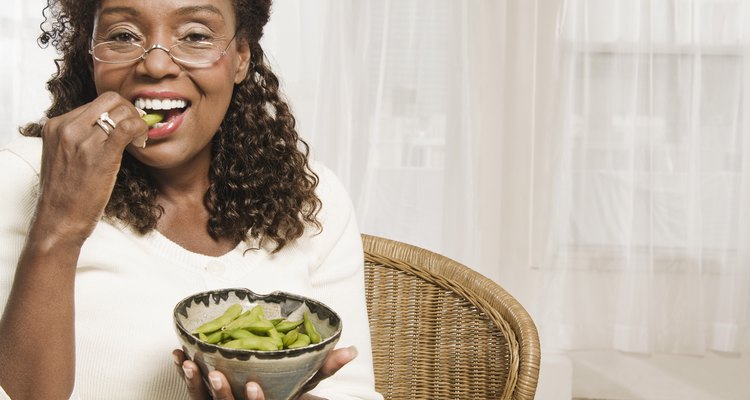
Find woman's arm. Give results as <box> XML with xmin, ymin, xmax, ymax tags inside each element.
<box><xmin>0</xmin><ymin>93</ymin><xmax>148</xmax><ymax>400</ymax></box>
<box><xmin>0</xmin><ymin>211</ymin><xmax>81</xmax><ymax>399</ymax></box>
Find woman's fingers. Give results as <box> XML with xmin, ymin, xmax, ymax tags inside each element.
<box><xmin>298</xmin><ymin>346</ymin><xmax>359</xmax><ymax>395</ymax></box>
<box><xmin>317</xmin><ymin>346</ymin><xmax>358</xmax><ymax>380</ymax></box>
<box><xmin>32</xmin><ymin>91</ymin><xmax>149</xmax><ymax>243</ymax></box>
<box><xmin>99</xmin><ymin>101</ymin><xmax>149</xmax><ymax>150</ymax></box>
<box><xmin>245</xmin><ymin>382</ymin><xmax>264</xmax><ymax>400</ymax></box>
<box><xmin>173</xmin><ymin>350</ymin><xmax>211</xmax><ymax>400</ymax></box>
<box><xmin>208</xmin><ymin>372</ymin><xmax>266</xmax><ymax>400</ymax></box>
<box><xmin>207</xmin><ymin>371</ymin><xmax>237</xmax><ymax>400</ymax></box>
<box><xmin>176</xmin><ymin>347</ymin><xmax>345</xmax><ymax>400</ymax></box>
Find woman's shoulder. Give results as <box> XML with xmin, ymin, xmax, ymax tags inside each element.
<box><xmin>0</xmin><ymin>135</ymin><xmax>43</xmax><ymax>174</ymax></box>
<box><xmin>0</xmin><ymin>136</ymin><xmax>42</xmax><ymax>233</ymax></box>
<box><xmin>307</xmin><ymin>160</ymin><xmax>354</xmax><ymax>219</ymax></box>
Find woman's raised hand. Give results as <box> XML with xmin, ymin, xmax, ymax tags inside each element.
<box><xmin>34</xmin><ymin>91</ymin><xmax>148</xmax><ymax>246</ymax></box>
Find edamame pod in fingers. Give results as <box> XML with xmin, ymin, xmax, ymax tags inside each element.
<box><xmin>142</xmin><ymin>113</ymin><xmax>164</xmax><ymax>127</ymax></box>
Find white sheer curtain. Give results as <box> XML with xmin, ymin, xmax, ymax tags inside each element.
<box><xmin>536</xmin><ymin>0</ymin><xmax>750</xmax><ymax>355</ymax></box>
<box><xmin>0</xmin><ymin>0</ymin><xmax>56</xmax><ymax>145</ymax></box>
<box><xmin>263</xmin><ymin>0</ymin><xmax>510</xmax><ymax>274</ymax></box>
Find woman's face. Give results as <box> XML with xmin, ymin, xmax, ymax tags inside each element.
<box><xmin>92</xmin><ymin>0</ymin><xmax>251</xmax><ymax>170</ymax></box>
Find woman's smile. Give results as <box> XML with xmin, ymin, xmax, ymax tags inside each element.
<box><xmin>132</xmin><ymin>92</ymin><xmax>190</xmax><ymax>139</ymax></box>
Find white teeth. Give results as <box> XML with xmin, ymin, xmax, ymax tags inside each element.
<box><xmin>133</xmin><ymin>98</ymin><xmax>187</xmax><ymax>111</ymax></box>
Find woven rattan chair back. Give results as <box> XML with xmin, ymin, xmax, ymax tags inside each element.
<box><xmin>362</xmin><ymin>234</ymin><xmax>540</xmax><ymax>399</ymax></box>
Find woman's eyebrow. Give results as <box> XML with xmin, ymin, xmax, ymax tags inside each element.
<box><xmin>98</xmin><ymin>6</ymin><xmax>139</xmax><ymax>18</ymax></box>
<box><xmin>97</xmin><ymin>5</ymin><xmax>224</xmax><ymax>20</ymax></box>
<box><xmin>175</xmin><ymin>5</ymin><xmax>226</xmax><ymax>20</ymax></box>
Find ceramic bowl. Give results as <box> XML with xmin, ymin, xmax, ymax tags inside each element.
<box><xmin>173</xmin><ymin>288</ymin><xmax>342</xmax><ymax>400</ymax></box>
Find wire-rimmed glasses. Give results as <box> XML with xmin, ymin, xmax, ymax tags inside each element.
<box><xmin>89</xmin><ymin>34</ymin><xmax>237</xmax><ymax>67</ymax></box>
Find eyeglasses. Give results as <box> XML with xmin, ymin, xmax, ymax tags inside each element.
<box><xmin>89</xmin><ymin>34</ymin><xmax>237</xmax><ymax>67</ymax></box>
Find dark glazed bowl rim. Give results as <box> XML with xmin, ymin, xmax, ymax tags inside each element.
<box><xmin>173</xmin><ymin>288</ymin><xmax>342</xmax><ymax>360</ymax></box>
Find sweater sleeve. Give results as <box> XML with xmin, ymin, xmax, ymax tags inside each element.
<box><xmin>0</xmin><ymin>138</ymin><xmax>41</xmax><ymax>318</ymax></box>
<box><xmin>306</xmin><ymin>165</ymin><xmax>382</xmax><ymax>400</ymax></box>
<box><xmin>0</xmin><ymin>138</ymin><xmax>92</xmax><ymax>400</ymax></box>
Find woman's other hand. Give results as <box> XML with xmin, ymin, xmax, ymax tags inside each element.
<box><xmin>173</xmin><ymin>349</ymin><xmax>265</xmax><ymax>400</ymax></box>
<box><xmin>172</xmin><ymin>346</ymin><xmax>358</xmax><ymax>400</ymax></box>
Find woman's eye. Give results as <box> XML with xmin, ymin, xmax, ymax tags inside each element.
<box><xmin>183</xmin><ymin>32</ymin><xmax>213</xmax><ymax>42</ymax></box>
<box><xmin>108</xmin><ymin>32</ymin><xmax>140</xmax><ymax>42</ymax></box>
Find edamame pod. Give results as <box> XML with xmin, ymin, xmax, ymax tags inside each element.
<box><xmin>223</xmin><ymin>314</ymin><xmax>260</xmax><ymax>331</ymax></box>
<box><xmin>193</xmin><ymin>303</ymin><xmax>243</xmax><ymax>334</ymax></box>
<box><xmin>248</xmin><ymin>304</ymin><xmax>266</xmax><ymax>320</ymax></box>
<box><xmin>246</xmin><ymin>319</ymin><xmax>276</xmax><ymax>334</ymax></box>
<box><xmin>268</xmin><ymin>328</ymin><xmax>284</xmax><ymax>349</ymax></box>
<box><xmin>226</xmin><ymin>318</ymin><xmax>274</xmax><ymax>334</ymax></box>
<box><xmin>282</xmin><ymin>328</ymin><xmax>300</xmax><ymax>348</ymax></box>
<box><xmin>274</xmin><ymin>319</ymin><xmax>303</xmax><ymax>333</ymax></box>
<box><xmin>142</xmin><ymin>113</ymin><xmax>164</xmax><ymax>127</ymax></box>
<box><xmin>303</xmin><ymin>312</ymin><xmax>321</xmax><ymax>344</ymax></box>
<box><xmin>227</xmin><ymin>329</ymin><xmax>255</xmax><ymax>340</ymax></box>
<box><xmin>223</xmin><ymin>336</ymin><xmax>279</xmax><ymax>351</ymax></box>
<box><xmin>203</xmin><ymin>330</ymin><xmax>225</xmax><ymax>344</ymax></box>
<box><xmin>288</xmin><ymin>333</ymin><xmax>311</xmax><ymax>349</ymax></box>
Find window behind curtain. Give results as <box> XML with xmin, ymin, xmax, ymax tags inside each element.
<box><xmin>536</xmin><ymin>0</ymin><xmax>750</xmax><ymax>355</ymax></box>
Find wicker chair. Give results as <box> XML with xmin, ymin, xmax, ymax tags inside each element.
<box><xmin>361</xmin><ymin>234</ymin><xmax>540</xmax><ymax>399</ymax></box>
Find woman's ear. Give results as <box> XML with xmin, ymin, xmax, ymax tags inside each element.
<box><xmin>234</xmin><ymin>39</ymin><xmax>252</xmax><ymax>84</ymax></box>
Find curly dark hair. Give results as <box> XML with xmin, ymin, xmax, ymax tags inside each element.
<box><xmin>22</xmin><ymin>0</ymin><xmax>322</xmax><ymax>252</ymax></box>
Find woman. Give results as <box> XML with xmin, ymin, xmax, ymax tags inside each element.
<box><xmin>0</xmin><ymin>0</ymin><xmax>381</xmax><ymax>399</ymax></box>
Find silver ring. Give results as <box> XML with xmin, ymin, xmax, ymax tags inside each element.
<box><xmin>100</xmin><ymin>112</ymin><xmax>117</xmax><ymax>129</ymax></box>
<box><xmin>95</xmin><ymin>118</ymin><xmax>113</xmax><ymax>135</ymax></box>
<box><xmin>95</xmin><ymin>112</ymin><xmax>117</xmax><ymax>135</ymax></box>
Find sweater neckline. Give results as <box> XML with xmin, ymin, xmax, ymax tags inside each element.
<box><xmin>146</xmin><ymin>229</ymin><xmax>255</xmax><ymax>266</ymax></box>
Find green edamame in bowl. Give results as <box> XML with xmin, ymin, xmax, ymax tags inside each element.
<box><xmin>173</xmin><ymin>288</ymin><xmax>342</xmax><ymax>400</ymax></box>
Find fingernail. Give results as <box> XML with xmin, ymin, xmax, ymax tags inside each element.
<box><xmin>182</xmin><ymin>365</ymin><xmax>193</xmax><ymax>380</ymax></box>
<box><xmin>246</xmin><ymin>382</ymin><xmax>259</xmax><ymax>400</ymax></box>
<box><xmin>210</xmin><ymin>374</ymin><xmax>222</xmax><ymax>391</ymax></box>
<box><xmin>172</xmin><ymin>353</ymin><xmax>181</xmax><ymax>366</ymax></box>
<box><xmin>348</xmin><ymin>345</ymin><xmax>359</xmax><ymax>360</ymax></box>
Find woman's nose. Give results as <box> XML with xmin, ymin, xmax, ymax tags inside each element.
<box><xmin>136</xmin><ymin>44</ymin><xmax>182</xmax><ymax>79</ymax></box>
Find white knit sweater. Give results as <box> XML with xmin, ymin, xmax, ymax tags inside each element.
<box><xmin>0</xmin><ymin>137</ymin><xmax>382</xmax><ymax>400</ymax></box>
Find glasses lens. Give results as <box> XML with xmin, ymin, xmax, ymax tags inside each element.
<box><xmin>92</xmin><ymin>42</ymin><xmax>144</xmax><ymax>63</ymax></box>
<box><xmin>171</xmin><ymin>42</ymin><xmax>222</xmax><ymax>65</ymax></box>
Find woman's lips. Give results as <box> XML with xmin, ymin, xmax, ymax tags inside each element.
<box><xmin>147</xmin><ymin>107</ymin><xmax>188</xmax><ymax>140</ymax></box>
